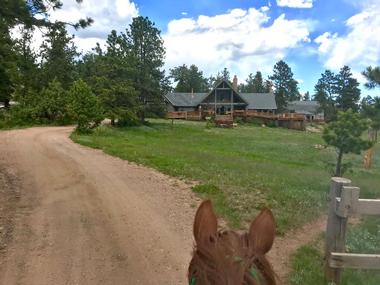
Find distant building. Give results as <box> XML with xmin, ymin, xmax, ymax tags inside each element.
<box><xmin>287</xmin><ymin>101</ymin><xmax>324</xmax><ymax>121</ymax></box>
<box><xmin>164</xmin><ymin>78</ymin><xmax>277</xmax><ymax>114</ymax></box>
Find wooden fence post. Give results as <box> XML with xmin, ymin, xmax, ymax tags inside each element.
<box><xmin>325</xmin><ymin>177</ymin><xmax>351</xmax><ymax>284</ymax></box>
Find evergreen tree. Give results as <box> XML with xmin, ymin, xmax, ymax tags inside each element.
<box><xmin>220</xmin><ymin>68</ymin><xmax>231</xmax><ymax>82</ymax></box>
<box><xmin>313</xmin><ymin>70</ymin><xmax>338</xmax><ymax>121</ymax></box>
<box><xmin>36</xmin><ymin>79</ymin><xmax>71</xmax><ymax>123</ymax></box>
<box><xmin>264</xmin><ymin>79</ymin><xmax>273</xmax><ymax>93</ymax></box>
<box><xmin>252</xmin><ymin>71</ymin><xmax>266</xmax><ymax>93</ymax></box>
<box><xmin>0</xmin><ymin>23</ymin><xmax>15</xmax><ymax>107</ymax></box>
<box><xmin>361</xmin><ymin>96</ymin><xmax>380</xmax><ymax>140</ymax></box>
<box><xmin>303</xmin><ymin>91</ymin><xmax>310</xmax><ymax>101</ymax></box>
<box><xmin>68</xmin><ymin>79</ymin><xmax>103</xmax><ymax>133</ymax></box>
<box><xmin>208</xmin><ymin>68</ymin><xmax>231</xmax><ymax>88</ymax></box>
<box><xmin>362</xmin><ymin>66</ymin><xmax>380</xmax><ymax>89</ymax></box>
<box><xmin>13</xmin><ymin>26</ymin><xmax>40</xmax><ymax>101</ymax></box>
<box><xmin>78</xmin><ymin>34</ymin><xmax>138</xmax><ymax>126</ymax></box>
<box><xmin>170</xmin><ymin>64</ymin><xmax>208</xmax><ymax>92</ymax></box>
<box><xmin>126</xmin><ymin>16</ymin><xmax>166</xmax><ymax>122</ymax></box>
<box><xmin>323</xmin><ymin>110</ymin><xmax>373</xmax><ymax>176</ymax></box>
<box><xmin>0</xmin><ymin>0</ymin><xmax>92</xmax><ymax>108</ymax></box>
<box><xmin>269</xmin><ymin>60</ymin><xmax>300</xmax><ymax>111</ymax></box>
<box><xmin>40</xmin><ymin>25</ymin><xmax>78</xmax><ymax>89</ymax></box>
<box><xmin>240</xmin><ymin>72</ymin><xmax>267</xmax><ymax>93</ymax></box>
<box><xmin>335</xmin><ymin>66</ymin><xmax>361</xmax><ymax>112</ymax></box>
<box><xmin>0</xmin><ymin>0</ymin><xmax>92</xmax><ymax>30</ymax></box>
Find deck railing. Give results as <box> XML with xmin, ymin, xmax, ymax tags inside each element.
<box><xmin>167</xmin><ymin>110</ymin><xmax>306</xmax><ymax>121</ymax></box>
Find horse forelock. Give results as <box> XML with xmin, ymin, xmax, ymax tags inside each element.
<box><xmin>188</xmin><ymin>229</ymin><xmax>276</xmax><ymax>285</ymax></box>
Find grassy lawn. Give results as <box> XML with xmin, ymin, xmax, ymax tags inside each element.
<box><xmin>290</xmin><ymin>217</ymin><xmax>380</xmax><ymax>285</ymax></box>
<box><xmin>71</xmin><ymin>119</ymin><xmax>380</xmax><ymax>234</ymax></box>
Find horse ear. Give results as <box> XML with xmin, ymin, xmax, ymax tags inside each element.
<box><xmin>193</xmin><ymin>200</ymin><xmax>218</xmax><ymax>245</ymax></box>
<box><xmin>248</xmin><ymin>208</ymin><xmax>275</xmax><ymax>255</ymax></box>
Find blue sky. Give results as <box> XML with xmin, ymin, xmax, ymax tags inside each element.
<box><xmin>38</xmin><ymin>0</ymin><xmax>380</xmax><ymax>97</ymax></box>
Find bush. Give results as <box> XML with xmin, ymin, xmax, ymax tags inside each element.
<box><xmin>36</xmin><ymin>79</ymin><xmax>71</xmax><ymax>124</ymax></box>
<box><xmin>8</xmin><ymin>79</ymin><xmax>72</xmax><ymax>126</ymax></box>
<box><xmin>266</xmin><ymin>120</ymin><xmax>276</xmax><ymax>128</ymax></box>
<box><xmin>234</xmin><ymin>117</ymin><xmax>244</xmax><ymax>124</ymax></box>
<box><xmin>117</xmin><ymin>108</ymin><xmax>140</xmax><ymax>126</ymax></box>
<box><xmin>68</xmin><ymin>79</ymin><xmax>104</xmax><ymax>133</ymax></box>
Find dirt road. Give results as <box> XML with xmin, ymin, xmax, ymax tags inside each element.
<box><xmin>0</xmin><ymin>127</ymin><xmax>198</xmax><ymax>285</ymax></box>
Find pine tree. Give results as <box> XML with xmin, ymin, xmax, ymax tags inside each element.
<box><xmin>40</xmin><ymin>25</ymin><xmax>78</xmax><ymax>89</ymax></box>
<box><xmin>362</xmin><ymin>66</ymin><xmax>380</xmax><ymax>89</ymax></box>
<box><xmin>126</xmin><ymin>16</ymin><xmax>166</xmax><ymax>122</ymax></box>
<box><xmin>335</xmin><ymin>66</ymin><xmax>361</xmax><ymax>112</ymax></box>
<box><xmin>313</xmin><ymin>70</ymin><xmax>338</xmax><ymax>121</ymax></box>
<box><xmin>240</xmin><ymin>72</ymin><xmax>267</xmax><ymax>93</ymax></box>
<box><xmin>323</xmin><ymin>110</ymin><xmax>373</xmax><ymax>176</ymax></box>
<box><xmin>170</xmin><ymin>64</ymin><xmax>208</xmax><ymax>92</ymax></box>
<box><xmin>13</xmin><ymin>27</ymin><xmax>40</xmax><ymax>101</ymax></box>
<box><xmin>78</xmin><ymin>33</ymin><xmax>138</xmax><ymax>126</ymax></box>
<box><xmin>269</xmin><ymin>60</ymin><xmax>300</xmax><ymax>111</ymax></box>
<box><xmin>68</xmin><ymin>79</ymin><xmax>103</xmax><ymax>133</ymax></box>
<box><xmin>0</xmin><ymin>23</ymin><xmax>15</xmax><ymax>107</ymax></box>
<box><xmin>361</xmin><ymin>96</ymin><xmax>380</xmax><ymax>141</ymax></box>
<box><xmin>252</xmin><ymin>71</ymin><xmax>266</xmax><ymax>93</ymax></box>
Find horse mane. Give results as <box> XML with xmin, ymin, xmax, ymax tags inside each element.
<box><xmin>188</xmin><ymin>200</ymin><xmax>276</xmax><ymax>285</ymax></box>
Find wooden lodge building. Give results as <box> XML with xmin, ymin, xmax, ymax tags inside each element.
<box><xmin>165</xmin><ymin>76</ymin><xmax>323</xmax><ymax>130</ymax></box>
<box><xmin>164</xmin><ymin>77</ymin><xmax>277</xmax><ymax>114</ymax></box>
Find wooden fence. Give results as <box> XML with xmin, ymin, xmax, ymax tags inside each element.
<box><xmin>325</xmin><ymin>177</ymin><xmax>380</xmax><ymax>283</ymax></box>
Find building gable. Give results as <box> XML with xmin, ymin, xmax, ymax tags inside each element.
<box><xmin>164</xmin><ymin>79</ymin><xmax>277</xmax><ymax>111</ymax></box>
<box><xmin>200</xmin><ymin>79</ymin><xmax>247</xmax><ymax>106</ymax></box>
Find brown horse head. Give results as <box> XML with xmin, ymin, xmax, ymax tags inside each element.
<box><xmin>188</xmin><ymin>200</ymin><xmax>276</xmax><ymax>285</ymax></box>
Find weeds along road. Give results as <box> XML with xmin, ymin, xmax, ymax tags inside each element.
<box><xmin>0</xmin><ymin>127</ymin><xmax>197</xmax><ymax>285</ymax></box>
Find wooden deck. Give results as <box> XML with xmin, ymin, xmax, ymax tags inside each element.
<box><xmin>167</xmin><ymin>110</ymin><xmax>307</xmax><ymax>130</ymax></box>
<box><xmin>167</xmin><ymin>110</ymin><xmax>305</xmax><ymax>121</ymax></box>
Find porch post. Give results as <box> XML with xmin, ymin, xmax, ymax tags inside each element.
<box><xmin>214</xmin><ymin>89</ymin><xmax>217</xmax><ymax>115</ymax></box>
<box><xmin>231</xmin><ymin>89</ymin><xmax>234</xmax><ymax>120</ymax></box>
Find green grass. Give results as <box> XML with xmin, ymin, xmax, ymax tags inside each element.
<box><xmin>71</xmin><ymin>119</ymin><xmax>380</xmax><ymax>233</ymax></box>
<box><xmin>290</xmin><ymin>217</ymin><xmax>380</xmax><ymax>285</ymax></box>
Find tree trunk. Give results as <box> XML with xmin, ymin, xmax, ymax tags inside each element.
<box><xmin>335</xmin><ymin>149</ymin><xmax>343</xmax><ymax>177</ymax></box>
<box><xmin>4</xmin><ymin>99</ymin><xmax>10</xmax><ymax>109</ymax></box>
<box><xmin>139</xmin><ymin>109</ymin><xmax>145</xmax><ymax>124</ymax></box>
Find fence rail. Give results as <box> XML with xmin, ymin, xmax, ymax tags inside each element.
<box><xmin>167</xmin><ymin>110</ymin><xmax>306</xmax><ymax>121</ymax></box>
<box><xmin>325</xmin><ymin>178</ymin><xmax>380</xmax><ymax>284</ymax></box>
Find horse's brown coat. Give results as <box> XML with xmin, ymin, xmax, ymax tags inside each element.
<box><xmin>188</xmin><ymin>200</ymin><xmax>276</xmax><ymax>285</ymax></box>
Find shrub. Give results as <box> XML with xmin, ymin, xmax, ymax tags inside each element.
<box><xmin>68</xmin><ymin>79</ymin><xmax>104</xmax><ymax>133</ymax></box>
<box><xmin>36</xmin><ymin>79</ymin><xmax>71</xmax><ymax>124</ymax></box>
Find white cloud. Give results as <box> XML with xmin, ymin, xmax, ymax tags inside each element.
<box><xmin>163</xmin><ymin>8</ymin><xmax>310</xmax><ymax>80</ymax></box>
<box><xmin>25</xmin><ymin>0</ymin><xmax>139</xmax><ymax>54</ymax></box>
<box><xmin>181</xmin><ymin>12</ymin><xmax>188</xmax><ymax>16</ymax></box>
<box><xmin>276</xmin><ymin>0</ymin><xmax>313</xmax><ymax>8</ymax></box>
<box><xmin>314</xmin><ymin>1</ymin><xmax>380</xmax><ymax>71</ymax></box>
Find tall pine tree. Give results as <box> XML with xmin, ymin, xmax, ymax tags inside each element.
<box><xmin>313</xmin><ymin>70</ymin><xmax>338</xmax><ymax>121</ymax></box>
<box><xmin>126</xmin><ymin>16</ymin><xmax>166</xmax><ymax>122</ymax></box>
<box><xmin>170</xmin><ymin>64</ymin><xmax>208</xmax><ymax>92</ymax></box>
<box><xmin>335</xmin><ymin>66</ymin><xmax>360</xmax><ymax>112</ymax></box>
<box><xmin>40</xmin><ymin>25</ymin><xmax>78</xmax><ymax>89</ymax></box>
<box><xmin>13</xmin><ymin>26</ymin><xmax>40</xmax><ymax>101</ymax></box>
<box><xmin>269</xmin><ymin>60</ymin><xmax>300</xmax><ymax>111</ymax></box>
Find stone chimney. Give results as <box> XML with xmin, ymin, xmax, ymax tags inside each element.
<box><xmin>233</xmin><ymin>75</ymin><xmax>238</xmax><ymax>91</ymax></box>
